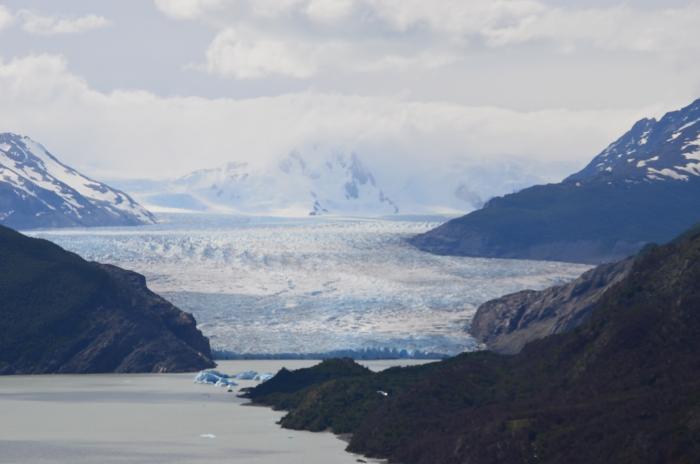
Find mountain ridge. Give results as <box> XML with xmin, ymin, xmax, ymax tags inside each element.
<box><xmin>0</xmin><ymin>133</ymin><xmax>156</xmax><ymax>229</ymax></box>
<box><xmin>411</xmin><ymin>98</ymin><xmax>700</xmax><ymax>263</ymax></box>
<box><xmin>0</xmin><ymin>224</ymin><xmax>214</xmax><ymax>374</ymax></box>
<box><xmin>119</xmin><ymin>148</ymin><xmax>557</xmax><ymax>218</ymax></box>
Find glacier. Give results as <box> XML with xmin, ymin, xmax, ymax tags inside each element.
<box><xmin>27</xmin><ymin>214</ymin><xmax>590</xmax><ymax>357</ymax></box>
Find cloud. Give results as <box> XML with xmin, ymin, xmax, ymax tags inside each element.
<box><xmin>0</xmin><ymin>5</ymin><xmax>13</xmax><ymax>31</ymax></box>
<box><xmin>366</xmin><ymin>0</ymin><xmax>544</xmax><ymax>38</ymax></box>
<box><xmin>18</xmin><ymin>10</ymin><xmax>110</xmax><ymax>35</ymax></box>
<box><xmin>152</xmin><ymin>0</ymin><xmax>700</xmax><ymax>80</ymax></box>
<box><xmin>153</xmin><ymin>0</ymin><xmax>225</xmax><ymax>20</ymax></box>
<box><xmin>484</xmin><ymin>4</ymin><xmax>700</xmax><ymax>52</ymax></box>
<box><xmin>205</xmin><ymin>27</ymin><xmax>320</xmax><ymax>79</ymax></box>
<box><xmin>0</xmin><ymin>53</ymin><xmax>648</xmax><ymax>187</ymax></box>
<box><xmin>305</xmin><ymin>0</ymin><xmax>354</xmax><ymax>23</ymax></box>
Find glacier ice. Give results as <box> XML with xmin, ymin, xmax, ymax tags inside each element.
<box><xmin>215</xmin><ymin>378</ymin><xmax>237</xmax><ymax>388</ymax></box>
<box><xmin>194</xmin><ymin>370</ymin><xmax>237</xmax><ymax>387</ymax></box>
<box><xmin>254</xmin><ymin>373</ymin><xmax>274</xmax><ymax>383</ymax></box>
<box><xmin>234</xmin><ymin>370</ymin><xmax>258</xmax><ymax>380</ymax></box>
<box><xmin>29</xmin><ymin>215</ymin><xmax>590</xmax><ymax>357</ymax></box>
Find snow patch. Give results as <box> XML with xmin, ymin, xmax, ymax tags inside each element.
<box><xmin>647</xmin><ymin>167</ymin><xmax>688</xmax><ymax>181</ymax></box>
<box><xmin>636</xmin><ymin>156</ymin><xmax>659</xmax><ymax>168</ymax></box>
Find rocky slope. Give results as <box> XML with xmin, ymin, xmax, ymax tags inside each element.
<box><xmin>246</xmin><ymin>222</ymin><xmax>700</xmax><ymax>464</ymax></box>
<box><xmin>411</xmin><ymin>98</ymin><xmax>700</xmax><ymax>263</ymax></box>
<box><xmin>470</xmin><ymin>257</ymin><xmax>633</xmax><ymax>354</ymax></box>
<box><xmin>0</xmin><ymin>133</ymin><xmax>155</xmax><ymax>229</ymax></box>
<box><xmin>0</xmin><ymin>225</ymin><xmax>214</xmax><ymax>374</ymax></box>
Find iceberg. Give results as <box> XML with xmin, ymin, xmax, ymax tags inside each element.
<box><xmin>215</xmin><ymin>378</ymin><xmax>237</xmax><ymax>388</ymax></box>
<box><xmin>194</xmin><ymin>370</ymin><xmax>237</xmax><ymax>387</ymax></box>
<box><xmin>234</xmin><ymin>370</ymin><xmax>258</xmax><ymax>380</ymax></box>
<box><xmin>254</xmin><ymin>373</ymin><xmax>274</xmax><ymax>383</ymax></box>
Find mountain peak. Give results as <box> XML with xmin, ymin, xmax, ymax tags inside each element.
<box><xmin>0</xmin><ymin>133</ymin><xmax>155</xmax><ymax>228</ymax></box>
<box><xmin>566</xmin><ymin>99</ymin><xmax>700</xmax><ymax>184</ymax></box>
<box><xmin>164</xmin><ymin>149</ymin><xmax>399</xmax><ymax>216</ymax></box>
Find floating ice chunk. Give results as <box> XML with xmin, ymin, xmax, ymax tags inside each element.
<box><xmin>194</xmin><ymin>370</ymin><xmax>237</xmax><ymax>386</ymax></box>
<box><xmin>254</xmin><ymin>373</ymin><xmax>274</xmax><ymax>383</ymax></box>
<box><xmin>377</xmin><ymin>390</ymin><xmax>389</xmax><ymax>397</ymax></box>
<box><xmin>200</xmin><ymin>434</ymin><xmax>216</xmax><ymax>439</ymax></box>
<box><xmin>194</xmin><ymin>371</ymin><xmax>221</xmax><ymax>385</ymax></box>
<box><xmin>215</xmin><ymin>378</ymin><xmax>238</xmax><ymax>388</ymax></box>
<box><xmin>234</xmin><ymin>370</ymin><xmax>258</xmax><ymax>380</ymax></box>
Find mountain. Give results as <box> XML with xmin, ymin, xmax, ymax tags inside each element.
<box><xmin>470</xmin><ymin>257</ymin><xmax>633</xmax><ymax>354</ymax></box>
<box><xmin>411</xmin><ymin>98</ymin><xmax>700</xmax><ymax>263</ymax></box>
<box><xmin>0</xmin><ymin>133</ymin><xmax>155</xmax><ymax>229</ymax></box>
<box><xmin>245</xmin><ymin>222</ymin><xmax>700</xmax><ymax>464</ymax></box>
<box><xmin>124</xmin><ymin>148</ymin><xmax>555</xmax><ymax>217</ymax></box>
<box><xmin>138</xmin><ymin>150</ymin><xmax>399</xmax><ymax>216</ymax></box>
<box><xmin>0</xmin><ymin>224</ymin><xmax>214</xmax><ymax>374</ymax></box>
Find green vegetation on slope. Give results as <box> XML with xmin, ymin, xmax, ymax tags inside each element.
<box><xmin>0</xmin><ymin>225</ymin><xmax>214</xmax><ymax>374</ymax></box>
<box><xmin>411</xmin><ymin>180</ymin><xmax>700</xmax><ymax>263</ymax></box>
<box><xmin>247</xmin><ymin>224</ymin><xmax>700</xmax><ymax>464</ymax></box>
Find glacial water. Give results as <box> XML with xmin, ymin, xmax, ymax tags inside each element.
<box><xmin>0</xmin><ymin>360</ymin><xmax>422</xmax><ymax>464</ymax></box>
<box><xmin>27</xmin><ymin>214</ymin><xmax>590</xmax><ymax>356</ymax></box>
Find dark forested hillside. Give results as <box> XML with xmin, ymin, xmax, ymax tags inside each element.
<box><xmin>246</xmin><ymin>223</ymin><xmax>700</xmax><ymax>464</ymax></box>
<box><xmin>0</xmin><ymin>225</ymin><xmax>214</xmax><ymax>374</ymax></box>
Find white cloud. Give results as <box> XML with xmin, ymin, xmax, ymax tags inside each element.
<box><xmin>153</xmin><ymin>0</ymin><xmax>225</xmax><ymax>20</ymax></box>
<box><xmin>152</xmin><ymin>0</ymin><xmax>700</xmax><ymax>81</ymax></box>
<box><xmin>0</xmin><ymin>5</ymin><xmax>14</xmax><ymax>31</ymax></box>
<box><xmin>485</xmin><ymin>4</ymin><xmax>700</xmax><ymax>52</ymax></box>
<box><xmin>366</xmin><ymin>0</ymin><xmax>544</xmax><ymax>38</ymax></box>
<box><xmin>18</xmin><ymin>10</ymin><xmax>111</xmax><ymax>35</ymax></box>
<box><xmin>205</xmin><ymin>27</ymin><xmax>320</xmax><ymax>79</ymax></box>
<box><xmin>305</xmin><ymin>0</ymin><xmax>354</xmax><ymax>23</ymax></box>
<box><xmin>0</xmin><ymin>53</ymin><xmax>647</xmax><ymax>185</ymax></box>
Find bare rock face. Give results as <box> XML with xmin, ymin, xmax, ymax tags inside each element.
<box><xmin>470</xmin><ymin>258</ymin><xmax>634</xmax><ymax>354</ymax></box>
<box><xmin>0</xmin><ymin>225</ymin><xmax>215</xmax><ymax>374</ymax></box>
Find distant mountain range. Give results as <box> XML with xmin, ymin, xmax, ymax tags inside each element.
<box><xmin>0</xmin><ymin>133</ymin><xmax>155</xmax><ymax>229</ymax></box>
<box><xmin>0</xmin><ymin>224</ymin><xmax>214</xmax><ymax>374</ymax></box>
<box><xmin>176</xmin><ymin>151</ymin><xmax>399</xmax><ymax>216</ymax></box>
<box><xmin>118</xmin><ymin>148</ymin><xmax>550</xmax><ymax>217</ymax></box>
<box><xmin>411</xmin><ymin>98</ymin><xmax>700</xmax><ymax>263</ymax></box>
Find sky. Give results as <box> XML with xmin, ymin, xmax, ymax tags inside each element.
<box><xmin>0</xmin><ymin>0</ymin><xmax>699</xmax><ymax>185</ymax></box>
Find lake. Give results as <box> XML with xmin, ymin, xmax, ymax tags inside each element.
<box><xmin>0</xmin><ymin>360</ymin><xmax>430</xmax><ymax>464</ymax></box>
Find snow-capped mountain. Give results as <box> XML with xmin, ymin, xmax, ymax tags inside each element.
<box><xmin>0</xmin><ymin>133</ymin><xmax>155</xmax><ymax>229</ymax></box>
<box><xmin>567</xmin><ymin>98</ymin><xmax>700</xmax><ymax>184</ymax></box>
<box><xmin>131</xmin><ymin>148</ymin><xmax>553</xmax><ymax>217</ymax></box>
<box><xmin>411</xmin><ymin>97</ymin><xmax>700</xmax><ymax>264</ymax></box>
<box><xmin>143</xmin><ymin>150</ymin><xmax>399</xmax><ymax>216</ymax></box>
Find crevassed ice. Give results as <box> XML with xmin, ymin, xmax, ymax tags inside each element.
<box><xmin>29</xmin><ymin>214</ymin><xmax>590</xmax><ymax>356</ymax></box>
